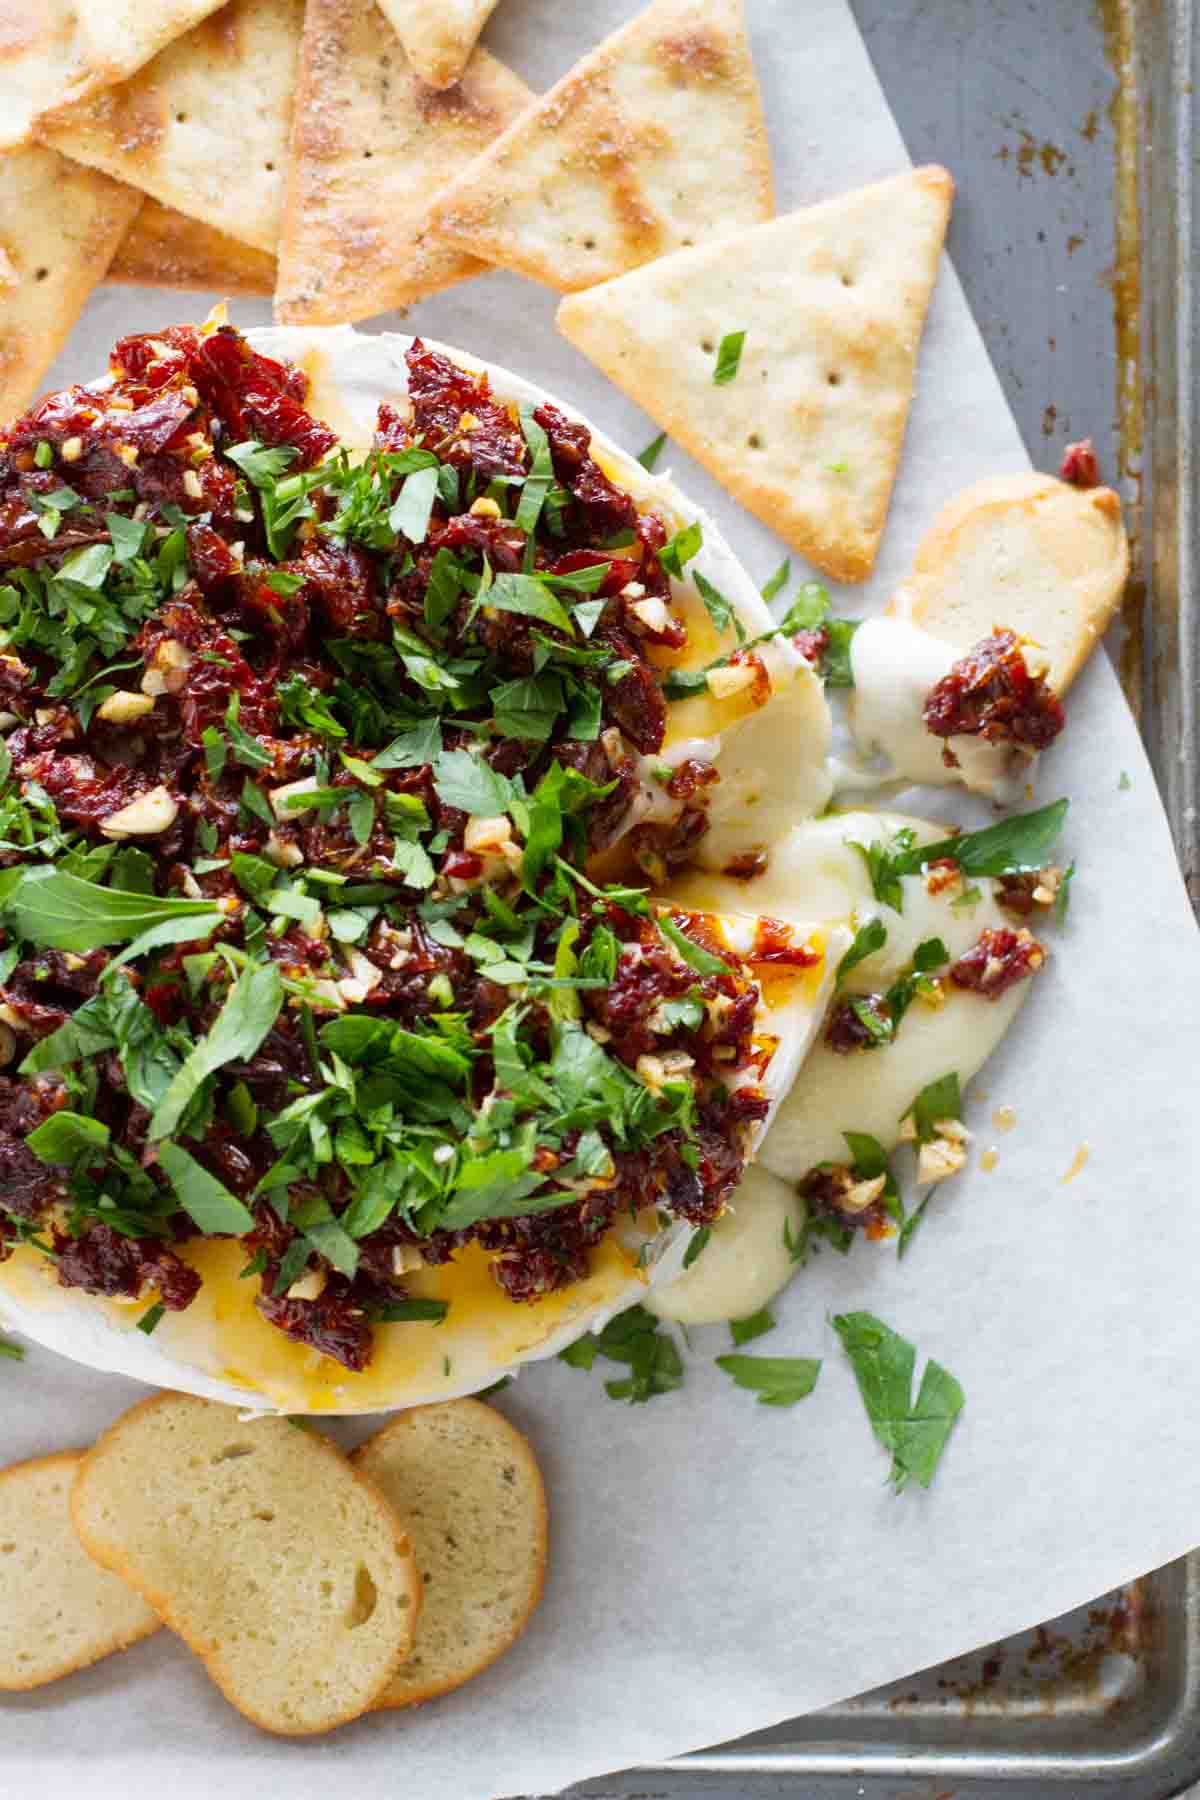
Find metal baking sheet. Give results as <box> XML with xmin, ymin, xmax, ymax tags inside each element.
<box><xmin>555</xmin><ymin>0</ymin><xmax>1200</xmax><ymax>1795</ymax></box>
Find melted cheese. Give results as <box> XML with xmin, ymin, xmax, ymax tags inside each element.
<box><xmin>845</xmin><ymin>617</ymin><xmax>1026</xmax><ymax>802</ymax></box>
<box><xmin>665</xmin><ymin>810</ymin><xmax>1013</xmax><ymax>981</ymax></box>
<box><xmin>646</xmin><ymin>1166</ymin><xmax>804</xmax><ymax>1326</ymax></box>
<box><xmin>758</xmin><ymin>983</ymin><xmax>1028</xmax><ymax>1180</ymax></box>
<box><xmin>691</xmin><ymin>665</ymin><xmax>834</xmax><ymax>869</ymax></box>
<box><xmin>0</xmin><ymin>1229</ymin><xmax>663</xmax><ymax>1417</ymax></box>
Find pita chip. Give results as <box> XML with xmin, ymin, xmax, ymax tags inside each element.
<box><xmin>425</xmin><ymin>0</ymin><xmax>773</xmax><ymax>293</ymax></box>
<box><xmin>275</xmin><ymin>0</ymin><xmax>532</xmax><ymax>326</ymax></box>
<box><xmin>107</xmin><ymin>199</ymin><xmax>276</xmax><ymax>295</ymax></box>
<box><xmin>0</xmin><ymin>146</ymin><xmax>140</xmax><ymax>420</ymax></box>
<box><xmin>375</xmin><ymin>0</ymin><xmax>501</xmax><ymax>90</ymax></box>
<box><xmin>557</xmin><ymin>166</ymin><xmax>954</xmax><ymax>583</ymax></box>
<box><xmin>0</xmin><ymin>0</ymin><xmax>227</xmax><ymax>152</ymax></box>
<box><xmin>36</xmin><ymin>0</ymin><xmax>303</xmax><ymax>254</ymax></box>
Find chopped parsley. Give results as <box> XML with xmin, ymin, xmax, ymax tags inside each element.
<box><xmin>636</xmin><ymin>432</ymin><xmax>667</xmax><ymax>471</ymax></box>
<box><xmin>715</xmin><ymin>1353</ymin><xmax>821</xmax><ymax>1407</ymax></box>
<box><xmin>832</xmin><ymin>1311</ymin><xmax>964</xmax><ymax>1489</ymax></box>
<box><xmin>560</xmin><ymin>1304</ymin><xmax>684</xmax><ymax>1404</ymax></box>
<box><xmin>712</xmin><ymin>330</ymin><xmax>747</xmax><ymax>385</ymax></box>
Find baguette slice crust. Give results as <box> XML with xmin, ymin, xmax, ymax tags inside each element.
<box><xmin>353</xmin><ymin>1399</ymin><xmax>547</xmax><ymax>1709</ymax></box>
<box><xmin>888</xmin><ymin>471</ymin><xmax>1129</xmax><ymax>692</ymax></box>
<box><xmin>71</xmin><ymin>1393</ymin><xmax>422</xmax><ymax>1736</ymax></box>
<box><xmin>107</xmin><ymin>198</ymin><xmax>276</xmax><ymax>295</ymax></box>
<box><xmin>0</xmin><ymin>1449</ymin><xmax>160</xmax><ymax>1690</ymax></box>
<box><xmin>557</xmin><ymin>166</ymin><xmax>953</xmax><ymax>582</ymax></box>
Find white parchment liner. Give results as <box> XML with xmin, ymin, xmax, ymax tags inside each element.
<box><xmin>4</xmin><ymin>2</ymin><xmax>1199</xmax><ymax>1796</ymax></box>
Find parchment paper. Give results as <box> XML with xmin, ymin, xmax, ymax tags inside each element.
<box><xmin>4</xmin><ymin>2</ymin><xmax>1200</xmax><ymax>1796</ymax></box>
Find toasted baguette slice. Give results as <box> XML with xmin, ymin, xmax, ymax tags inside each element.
<box><xmin>353</xmin><ymin>1400</ymin><xmax>546</xmax><ymax>1710</ymax></box>
<box><xmin>71</xmin><ymin>1393</ymin><xmax>422</xmax><ymax>1736</ymax></box>
<box><xmin>888</xmin><ymin>472</ymin><xmax>1129</xmax><ymax>692</ymax></box>
<box><xmin>0</xmin><ymin>1450</ymin><xmax>159</xmax><ymax>1690</ymax></box>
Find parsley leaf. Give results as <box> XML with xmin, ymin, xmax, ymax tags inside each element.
<box><xmin>715</xmin><ymin>1353</ymin><xmax>820</xmax><ymax>1407</ymax></box>
<box><xmin>1055</xmin><ymin>859</ymin><xmax>1075</xmax><ymax>925</ymax></box>
<box><xmin>637</xmin><ymin>432</ymin><xmax>667</xmax><ymax>471</ymax></box>
<box><xmin>761</xmin><ymin>559</ymin><xmax>791</xmax><ymax>603</ymax></box>
<box><xmin>374</xmin><ymin>718</ymin><xmax>443</xmax><ymax>770</ymax></box>
<box><xmin>822</xmin><ymin>617</ymin><xmax>861</xmax><ymax>687</ymax></box>
<box><xmin>4</xmin><ymin>870</ymin><xmax>222</xmax><ymax>952</ymax></box>
<box><xmin>656</xmin><ymin>913</ymin><xmax>731</xmax><ymax>977</ymax></box>
<box><xmin>560</xmin><ymin>1304</ymin><xmax>684</xmax><ymax>1404</ymax></box>
<box><xmin>729</xmin><ymin>1306</ymin><xmax>775</xmax><ymax>1347</ymax></box>
<box><xmin>158</xmin><ymin>1142</ymin><xmax>256</xmax><ymax>1235</ymax></box>
<box><xmin>682</xmin><ymin>1224</ymin><xmax>710</xmax><ymax>1268</ymax></box>
<box><xmin>832</xmin><ymin>1310</ymin><xmax>964</xmax><ymax>1490</ymax></box>
<box><xmin>390</xmin><ymin>464</ymin><xmax>439</xmax><ymax>545</ymax></box>
<box><xmin>848</xmin><ymin>828</ymin><xmax>918</xmax><ymax>912</ymax></box>
<box><xmin>896</xmin><ymin>800</ymin><xmax>1069</xmax><ymax>881</ymax></box>
<box><xmin>658</xmin><ymin>520</ymin><xmax>703</xmax><ymax>580</ymax></box>
<box><xmin>515</xmin><ymin>407</ymin><xmax>554</xmax><ymax>536</ymax></box>
<box><xmin>903</xmin><ymin>1071</ymin><xmax>963</xmax><ymax>1144</ymax></box>
<box><xmin>713</xmin><ymin>329</ymin><xmax>746</xmax><ymax>384</ymax></box>
<box><xmin>432</xmin><ymin>749</ymin><xmax>515</xmax><ymax>818</ymax></box>
<box><xmin>148</xmin><ymin>961</ymin><xmax>283</xmax><ymax>1140</ymax></box>
<box><xmin>26</xmin><ymin>1110</ymin><xmax>110</xmax><ymax>1171</ymax></box>
<box><xmin>693</xmin><ymin>570</ymin><xmax>744</xmax><ymax>643</ymax></box>
<box><xmin>835</xmin><ymin>917</ymin><xmax>887</xmax><ymax>985</ymax></box>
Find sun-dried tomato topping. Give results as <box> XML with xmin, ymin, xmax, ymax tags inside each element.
<box><xmin>256</xmin><ymin>1275</ymin><xmax>372</xmax><ymax>1372</ymax></box>
<box><xmin>800</xmin><ymin>1163</ymin><xmax>890</xmax><ymax>1236</ymax></box>
<box><xmin>748</xmin><ymin>917</ymin><xmax>821</xmax><ymax>968</ymax></box>
<box><xmin>825</xmin><ymin>994</ymin><xmax>890</xmax><ymax>1052</ymax></box>
<box><xmin>793</xmin><ymin>625</ymin><xmax>830</xmax><ymax>666</ymax></box>
<box><xmin>0</xmin><ymin>323</ymin><xmax>775</xmax><ymax>1373</ymax></box>
<box><xmin>53</xmin><ymin>1221</ymin><xmax>201</xmax><ymax>1310</ymax></box>
<box><xmin>949</xmin><ymin>926</ymin><xmax>1045</xmax><ymax>998</ymax></box>
<box><xmin>1059</xmin><ymin>438</ymin><xmax>1101</xmax><ymax>488</ymax></box>
<box><xmin>923</xmin><ymin>628</ymin><xmax>1065</xmax><ymax>753</ymax></box>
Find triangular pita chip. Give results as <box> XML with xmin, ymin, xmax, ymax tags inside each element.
<box><xmin>0</xmin><ymin>0</ymin><xmax>226</xmax><ymax>152</ymax></box>
<box><xmin>107</xmin><ymin>199</ymin><xmax>276</xmax><ymax>295</ymax></box>
<box><xmin>558</xmin><ymin>166</ymin><xmax>954</xmax><ymax>583</ymax></box>
<box><xmin>36</xmin><ymin>0</ymin><xmax>302</xmax><ymax>254</ymax></box>
<box><xmin>0</xmin><ymin>147</ymin><xmax>140</xmax><ymax>419</ymax></box>
<box><xmin>275</xmin><ymin>0</ymin><xmax>532</xmax><ymax>325</ymax></box>
<box><xmin>375</xmin><ymin>0</ymin><xmax>501</xmax><ymax>89</ymax></box>
<box><xmin>426</xmin><ymin>0</ymin><xmax>772</xmax><ymax>292</ymax></box>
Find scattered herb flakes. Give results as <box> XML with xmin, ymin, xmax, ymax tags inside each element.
<box><xmin>832</xmin><ymin>1311</ymin><xmax>964</xmax><ymax>1490</ymax></box>
<box><xmin>371</xmin><ymin>1298</ymin><xmax>450</xmax><ymax>1324</ymax></box>
<box><xmin>136</xmin><ymin>1301</ymin><xmax>166</xmax><ymax>1336</ymax></box>
<box><xmin>729</xmin><ymin>1306</ymin><xmax>775</xmax><ymax>1347</ymax></box>
<box><xmin>636</xmin><ymin>432</ymin><xmax>667</xmax><ymax>471</ymax></box>
<box><xmin>682</xmin><ymin>1225</ymin><xmax>711</xmax><ymax>1269</ymax></box>
<box><xmin>658</xmin><ymin>520</ymin><xmax>703</xmax><ymax>580</ymax></box>
<box><xmin>715</xmin><ymin>1353</ymin><xmax>821</xmax><ymax>1407</ymax></box>
<box><xmin>559</xmin><ymin>1304</ymin><xmax>684</xmax><ymax>1404</ymax></box>
<box><xmin>1119</xmin><ymin>770</ymin><xmax>1132</xmax><ymax>790</ymax></box>
<box><xmin>149</xmin><ymin>961</ymin><xmax>283</xmax><ymax>1141</ymax></box>
<box><xmin>0</xmin><ymin>1336</ymin><xmax>25</xmax><ymax>1363</ymax></box>
<box><xmin>158</xmin><ymin>1143</ymin><xmax>256</xmax><ymax>1235</ymax></box>
<box><xmin>1055</xmin><ymin>859</ymin><xmax>1075</xmax><ymax>926</ymax></box>
<box><xmin>760</xmin><ymin>558</ymin><xmax>791</xmax><ymax>604</ymax></box>
<box><xmin>712</xmin><ymin>329</ymin><xmax>746</xmax><ymax>385</ymax></box>
<box><xmin>904</xmin><ymin>1071</ymin><xmax>963</xmax><ymax>1145</ymax></box>
<box><xmin>835</xmin><ymin>917</ymin><xmax>887</xmax><ymax>986</ymax></box>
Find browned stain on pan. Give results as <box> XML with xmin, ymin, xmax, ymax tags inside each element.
<box><xmin>1096</xmin><ymin>0</ymin><xmax>1145</xmax><ymax>718</ymax></box>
